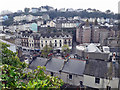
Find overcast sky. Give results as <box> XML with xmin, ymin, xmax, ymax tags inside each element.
<box><xmin>0</xmin><ymin>0</ymin><xmax>119</xmax><ymax>13</ymax></box>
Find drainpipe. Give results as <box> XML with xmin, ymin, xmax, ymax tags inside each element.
<box><xmin>118</xmin><ymin>19</ymin><xmax>120</xmax><ymax>90</ymax></box>
<box><xmin>118</xmin><ymin>47</ymin><xmax>120</xmax><ymax>90</ymax></box>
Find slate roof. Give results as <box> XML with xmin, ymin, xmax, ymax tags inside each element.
<box><xmin>41</xmin><ymin>32</ymin><xmax>72</xmax><ymax>38</ymax></box>
<box><xmin>110</xmin><ymin>47</ymin><xmax>120</xmax><ymax>52</ymax></box>
<box><xmin>83</xmin><ymin>60</ymin><xmax>119</xmax><ymax>78</ymax></box>
<box><xmin>29</xmin><ymin>57</ymin><xmax>87</xmax><ymax>75</ymax></box>
<box><xmin>22</xmin><ymin>33</ymin><xmax>30</xmax><ymax>37</ymax></box>
<box><xmin>41</xmin><ymin>33</ymin><xmax>64</xmax><ymax>38</ymax></box>
<box><xmin>45</xmin><ymin>58</ymin><xmax>64</xmax><ymax>73</ymax></box>
<box><xmin>62</xmin><ymin>59</ymin><xmax>86</xmax><ymax>76</ymax></box>
<box><xmin>30</xmin><ymin>33</ymin><xmax>40</xmax><ymax>39</ymax></box>
<box><xmin>29</xmin><ymin>57</ymin><xmax>47</xmax><ymax>70</ymax></box>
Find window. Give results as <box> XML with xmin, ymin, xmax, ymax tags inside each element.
<box><xmin>59</xmin><ymin>40</ymin><xmax>62</xmax><ymax>47</ymax></box>
<box><xmin>60</xmin><ymin>43</ymin><xmax>62</xmax><ymax>47</ymax></box>
<box><xmin>80</xmin><ymin>81</ymin><xmax>83</xmax><ymax>86</ymax></box>
<box><xmin>69</xmin><ymin>74</ymin><xmax>72</xmax><ymax>80</ymax></box>
<box><xmin>51</xmin><ymin>72</ymin><xmax>53</xmax><ymax>76</ymax></box>
<box><xmin>49</xmin><ymin>41</ymin><xmax>52</xmax><ymax>47</ymax></box>
<box><xmin>55</xmin><ymin>43</ymin><xmax>57</xmax><ymax>47</ymax></box>
<box><xmin>95</xmin><ymin>78</ymin><xmax>100</xmax><ymax>84</ymax></box>
<box><xmin>45</xmin><ymin>41</ymin><xmax>47</xmax><ymax>45</ymax></box>
<box><xmin>41</xmin><ymin>41</ymin><xmax>43</xmax><ymax>43</ymax></box>
<box><xmin>41</xmin><ymin>44</ymin><xmax>43</xmax><ymax>47</ymax></box>
<box><xmin>54</xmin><ymin>40</ymin><xmax>57</xmax><ymax>47</ymax></box>
<box><xmin>64</xmin><ymin>39</ymin><xmax>67</xmax><ymax>44</ymax></box>
<box><xmin>68</xmin><ymin>39</ymin><xmax>71</xmax><ymax>46</ymax></box>
<box><xmin>107</xmin><ymin>86</ymin><xmax>111</xmax><ymax>90</ymax></box>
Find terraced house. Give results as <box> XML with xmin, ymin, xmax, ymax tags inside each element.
<box><xmin>21</xmin><ymin>31</ymin><xmax>72</xmax><ymax>51</ymax></box>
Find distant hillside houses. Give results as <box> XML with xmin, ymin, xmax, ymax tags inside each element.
<box><xmin>14</xmin><ymin>14</ymin><xmax>40</xmax><ymax>22</ymax></box>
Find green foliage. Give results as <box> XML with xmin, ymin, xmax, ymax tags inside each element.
<box><xmin>1</xmin><ymin>65</ymin><xmax>63</xmax><ymax>89</ymax></box>
<box><xmin>1</xmin><ymin>64</ymin><xmax>22</xmax><ymax>88</ymax></box>
<box><xmin>62</xmin><ymin>44</ymin><xmax>70</xmax><ymax>55</ymax></box>
<box><xmin>2</xmin><ymin>18</ymin><xmax>14</xmax><ymax>26</ymax></box>
<box><xmin>0</xmin><ymin>42</ymin><xmax>63</xmax><ymax>89</ymax></box>
<box><xmin>1</xmin><ymin>42</ymin><xmax>26</xmax><ymax>68</ymax></box>
<box><xmin>47</xmin><ymin>10</ymin><xmax>117</xmax><ymax>19</ymax></box>
<box><xmin>41</xmin><ymin>45</ymin><xmax>53</xmax><ymax>58</ymax></box>
<box><xmin>25</xmin><ymin>66</ymin><xmax>63</xmax><ymax>88</ymax></box>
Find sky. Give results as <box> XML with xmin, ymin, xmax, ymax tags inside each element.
<box><xmin>0</xmin><ymin>0</ymin><xmax>119</xmax><ymax>13</ymax></box>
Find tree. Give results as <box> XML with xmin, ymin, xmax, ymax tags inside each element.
<box><xmin>0</xmin><ymin>42</ymin><xmax>63</xmax><ymax>89</ymax></box>
<box><xmin>1</xmin><ymin>42</ymin><xmax>26</xmax><ymax>68</ymax></box>
<box><xmin>41</xmin><ymin>45</ymin><xmax>53</xmax><ymax>58</ymax></box>
<box><xmin>106</xmin><ymin>10</ymin><xmax>111</xmax><ymax>14</ymax></box>
<box><xmin>24</xmin><ymin>8</ymin><xmax>30</xmax><ymax>13</ymax></box>
<box><xmin>2</xmin><ymin>18</ymin><xmax>14</xmax><ymax>26</ymax></box>
<box><xmin>62</xmin><ymin>44</ymin><xmax>70</xmax><ymax>55</ymax></box>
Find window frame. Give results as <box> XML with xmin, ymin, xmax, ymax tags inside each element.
<box><xmin>51</xmin><ymin>72</ymin><xmax>54</xmax><ymax>76</ymax></box>
<box><xmin>95</xmin><ymin>77</ymin><xmax>100</xmax><ymax>84</ymax></box>
<box><xmin>69</xmin><ymin>74</ymin><xmax>72</xmax><ymax>80</ymax></box>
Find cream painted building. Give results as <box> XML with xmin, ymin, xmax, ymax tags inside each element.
<box><xmin>62</xmin><ymin>22</ymin><xmax>76</xmax><ymax>28</ymax></box>
<box><xmin>84</xmin><ymin>75</ymin><xmax>119</xmax><ymax>89</ymax></box>
<box><xmin>46</xmin><ymin>21</ymin><xmax>56</xmax><ymax>27</ymax></box>
<box><xmin>15</xmin><ymin>23</ymin><xmax>32</xmax><ymax>31</ymax></box>
<box><xmin>21</xmin><ymin>32</ymin><xmax>72</xmax><ymax>51</ymax></box>
<box><xmin>28</xmin><ymin>33</ymin><xmax>40</xmax><ymax>50</ymax></box>
<box><xmin>14</xmin><ymin>15</ymin><xmax>26</xmax><ymax>22</ymax></box>
<box><xmin>83</xmin><ymin>60</ymin><xmax>119</xmax><ymax>89</ymax></box>
<box><xmin>40</xmin><ymin>33</ymin><xmax>72</xmax><ymax>50</ymax></box>
<box><xmin>37</xmin><ymin>19</ymin><xmax>44</xmax><ymax>26</ymax></box>
<box><xmin>28</xmin><ymin>35</ymin><xmax>34</xmax><ymax>50</ymax></box>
